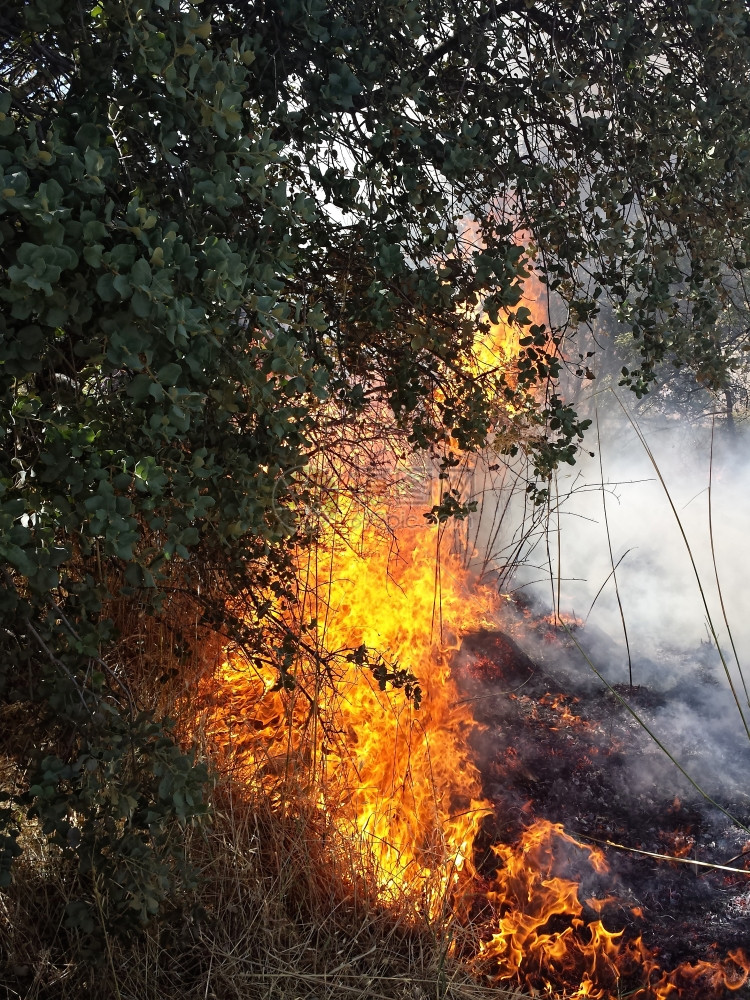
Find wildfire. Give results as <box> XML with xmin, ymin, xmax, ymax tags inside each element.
<box><xmin>196</xmin><ymin>495</ymin><xmax>750</xmax><ymax>996</ymax></box>
<box><xmin>479</xmin><ymin>820</ymin><xmax>750</xmax><ymax>997</ymax></box>
<box><xmin>480</xmin><ymin>821</ymin><xmax>618</xmax><ymax>988</ymax></box>
<box><xmin>198</xmin><ymin>501</ymin><xmax>499</xmax><ymax>908</ymax></box>
<box><xmin>193</xmin><ymin>280</ymin><xmax>749</xmax><ymax>998</ymax></box>
<box><xmin>471</xmin><ymin>266</ymin><xmax>550</xmax><ymax>396</ymax></box>
<box><xmin>473</xmin><ymin>309</ymin><xmax>521</xmax><ymax>384</ymax></box>
<box><xmin>298</xmin><ymin>506</ymin><xmax>500</xmax><ymax>903</ymax></box>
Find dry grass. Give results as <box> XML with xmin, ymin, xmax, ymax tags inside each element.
<box><xmin>0</xmin><ymin>774</ymin><xmax>527</xmax><ymax>1000</ymax></box>
<box><xmin>0</xmin><ymin>593</ymin><xmax>528</xmax><ymax>1000</ymax></box>
<box><xmin>112</xmin><ymin>787</ymin><xmax>522</xmax><ymax>1000</ymax></box>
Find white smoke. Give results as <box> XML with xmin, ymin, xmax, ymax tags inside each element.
<box><xmin>507</xmin><ymin>395</ymin><xmax>750</xmax><ymax>806</ymax></box>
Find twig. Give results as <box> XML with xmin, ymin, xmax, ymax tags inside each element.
<box><xmin>577</xmin><ymin>832</ymin><xmax>750</xmax><ymax>877</ymax></box>
<box><xmin>585</xmin><ymin>548</ymin><xmax>634</xmax><ymax>623</ymax></box>
<box><xmin>25</xmin><ymin>620</ymin><xmax>91</xmax><ymax>714</ymax></box>
<box><xmin>453</xmin><ymin>673</ymin><xmax>535</xmax><ymax>707</ymax></box>
<box><xmin>51</xmin><ymin>600</ymin><xmax>136</xmax><ymax>715</ymax></box>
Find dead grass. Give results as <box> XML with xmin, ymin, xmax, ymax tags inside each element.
<box><xmin>114</xmin><ymin>786</ymin><xmax>521</xmax><ymax>1000</ymax></box>
<box><xmin>0</xmin><ymin>772</ymin><xmax>527</xmax><ymax>1000</ymax></box>
<box><xmin>0</xmin><ymin>593</ymin><xmax>529</xmax><ymax>1000</ymax></box>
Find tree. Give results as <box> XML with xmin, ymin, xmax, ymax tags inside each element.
<box><xmin>2</xmin><ymin>0</ymin><xmax>750</xmax><ymax>937</ymax></box>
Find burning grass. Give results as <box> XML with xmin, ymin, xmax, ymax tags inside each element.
<box><xmin>3</xmin><ymin>300</ymin><xmax>749</xmax><ymax>999</ymax></box>
<box><xmin>0</xmin><ymin>505</ymin><xmax>525</xmax><ymax>1000</ymax></box>
<box><xmin>190</xmin><ymin>493</ymin><xmax>750</xmax><ymax>1000</ymax></box>
<box><xmin>3</xmin><ymin>487</ymin><xmax>749</xmax><ymax>1000</ymax></box>
<box><xmin>196</xmin><ymin>504</ymin><xmax>499</xmax><ymax>912</ymax></box>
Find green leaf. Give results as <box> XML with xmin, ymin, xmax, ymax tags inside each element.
<box><xmin>84</xmin><ymin>244</ymin><xmax>104</xmax><ymax>268</ymax></box>
<box><xmin>130</xmin><ymin>258</ymin><xmax>152</xmax><ymax>289</ymax></box>
<box><xmin>96</xmin><ymin>273</ymin><xmax>116</xmax><ymax>301</ymax></box>
<box><xmin>157</xmin><ymin>363</ymin><xmax>181</xmax><ymax>385</ymax></box>
<box><xmin>131</xmin><ymin>290</ymin><xmax>152</xmax><ymax>317</ymax></box>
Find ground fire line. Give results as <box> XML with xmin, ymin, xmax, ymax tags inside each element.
<box><xmin>196</xmin><ymin>504</ymin><xmax>750</xmax><ymax>999</ymax></box>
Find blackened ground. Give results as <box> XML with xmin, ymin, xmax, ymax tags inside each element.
<box><xmin>452</xmin><ymin>616</ymin><xmax>750</xmax><ymax>993</ymax></box>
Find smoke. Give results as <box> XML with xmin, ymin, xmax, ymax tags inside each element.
<box><xmin>444</xmin><ymin>395</ymin><xmax>750</xmax><ymax>970</ymax></box>
<box><xmin>501</xmin><ymin>398</ymin><xmax>750</xmax><ymax>812</ymax></box>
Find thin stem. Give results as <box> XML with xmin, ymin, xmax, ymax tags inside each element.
<box><xmin>585</xmin><ymin>548</ymin><xmax>634</xmax><ymax>623</ymax></box>
<box><xmin>595</xmin><ymin>408</ymin><xmax>633</xmax><ymax>688</ymax></box>
<box><xmin>555</xmin><ymin>471</ymin><xmax>562</xmax><ymax>623</ymax></box>
<box><xmin>578</xmin><ymin>833</ymin><xmax>750</xmax><ymax>877</ymax></box>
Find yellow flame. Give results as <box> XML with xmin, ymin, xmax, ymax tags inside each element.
<box><xmin>302</xmin><ymin>511</ymin><xmax>498</xmax><ymax>903</ymax></box>
<box><xmin>194</xmin><ymin>279</ymin><xmax>750</xmax><ymax>996</ymax></box>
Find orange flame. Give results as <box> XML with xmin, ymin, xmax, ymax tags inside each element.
<box><xmin>480</xmin><ymin>821</ymin><xmax>621</xmax><ymax>992</ymax></box>
<box><xmin>301</xmin><ymin>512</ymin><xmax>498</xmax><ymax>903</ymax></box>
<box><xmin>198</xmin><ymin>503</ymin><xmax>499</xmax><ymax>908</ymax></box>
<box><xmin>194</xmin><ymin>281</ymin><xmax>749</xmax><ymax>997</ymax></box>
<box><xmin>197</xmin><ymin>499</ymin><xmax>749</xmax><ymax>997</ymax></box>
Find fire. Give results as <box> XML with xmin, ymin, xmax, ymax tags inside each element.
<box><xmin>647</xmin><ymin>950</ymin><xmax>750</xmax><ymax>998</ymax></box>
<box><xmin>474</xmin><ymin>310</ymin><xmax>521</xmax><ymax>383</ymax></box>
<box><xmin>298</xmin><ymin>507</ymin><xmax>498</xmax><ymax>903</ymax></box>
<box><xmin>479</xmin><ymin>821</ymin><xmax>622</xmax><ymax>994</ymax></box>
<box><xmin>195</xmin><ymin>489</ymin><xmax>750</xmax><ymax>998</ymax></box>
<box><xmin>540</xmin><ymin>693</ymin><xmax>590</xmax><ymax>730</ymax></box>
<box><xmin>478</xmin><ymin>819</ymin><xmax>748</xmax><ymax>997</ymax></box>
<box><xmin>471</xmin><ymin>266</ymin><xmax>550</xmax><ymax>400</ymax></box>
<box><xmin>193</xmin><ymin>280</ymin><xmax>749</xmax><ymax>997</ymax></box>
<box><xmin>196</xmin><ymin>497</ymin><xmax>749</xmax><ymax>997</ymax></box>
<box><xmin>542</xmin><ymin>612</ymin><xmax>585</xmax><ymax>631</ymax></box>
<box><xmin>198</xmin><ymin>501</ymin><xmax>499</xmax><ymax>909</ymax></box>
<box><xmin>662</xmin><ymin>830</ymin><xmax>696</xmax><ymax>861</ymax></box>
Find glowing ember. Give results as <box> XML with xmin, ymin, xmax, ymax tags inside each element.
<box><xmin>539</xmin><ymin>693</ymin><xmax>590</xmax><ymax>730</ymax></box>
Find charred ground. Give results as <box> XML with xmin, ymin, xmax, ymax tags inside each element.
<box><xmin>453</xmin><ymin>614</ymin><xmax>750</xmax><ymax>992</ymax></box>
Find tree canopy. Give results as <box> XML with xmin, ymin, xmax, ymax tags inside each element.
<box><xmin>2</xmin><ymin>0</ymin><xmax>750</xmax><ymax>937</ymax></box>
